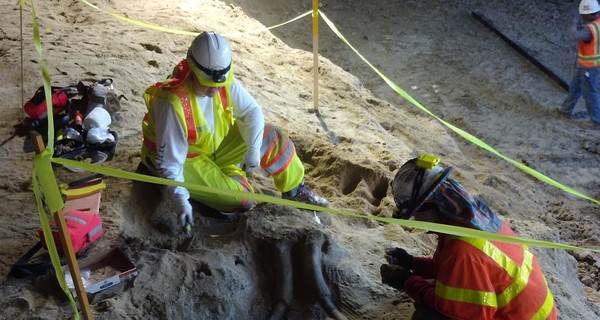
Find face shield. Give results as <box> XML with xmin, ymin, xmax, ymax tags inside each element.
<box><xmin>391</xmin><ymin>155</ymin><xmax>502</xmax><ymax>233</ymax></box>
<box><xmin>416</xmin><ymin>177</ymin><xmax>502</xmax><ymax>232</ymax></box>
<box><xmin>392</xmin><ymin>165</ymin><xmax>452</xmax><ymax>219</ymax></box>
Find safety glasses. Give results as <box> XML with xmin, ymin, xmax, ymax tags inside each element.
<box><xmin>393</xmin><ymin>167</ymin><xmax>452</xmax><ymax>220</ymax></box>
<box><xmin>418</xmin><ymin>178</ymin><xmax>502</xmax><ymax>232</ymax></box>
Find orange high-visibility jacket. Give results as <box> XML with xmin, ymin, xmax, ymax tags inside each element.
<box><xmin>404</xmin><ymin>222</ymin><xmax>557</xmax><ymax>320</ymax></box>
<box><xmin>578</xmin><ymin>17</ymin><xmax>600</xmax><ymax>68</ymax></box>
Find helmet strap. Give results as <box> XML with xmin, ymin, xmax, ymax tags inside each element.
<box><xmin>194</xmin><ymin>59</ymin><xmax>231</xmax><ymax>83</ymax></box>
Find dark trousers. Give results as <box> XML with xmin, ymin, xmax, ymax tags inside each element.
<box><xmin>412</xmin><ymin>303</ymin><xmax>450</xmax><ymax>320</ymax></box>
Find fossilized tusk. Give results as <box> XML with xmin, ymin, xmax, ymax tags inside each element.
<box><xmin>305</xmin><ymin>232</ymin><xmax>347</xmax><ymax>320</ymax></box>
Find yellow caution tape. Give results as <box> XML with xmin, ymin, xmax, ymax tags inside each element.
<box><xmin>72</xmin><ymin>0</ymin><xmax>600</xmax><ymax>209</ymax></box>
<box><xmin>24</xmin><ymin>0</ymin><xmax>78</xmax><ymax>317</ymax></box>
<box><xmin>51</xmin><ymin>157</ymin><xmax>600</xmax><ymax>254</ymax></box>
<box><xmin>33</xmin><ymin>150</ymin><xmax>64</xmax><ymax>212</ymax></box>
<box><xmin>318</xmin><ymin>10</ymin><xmax>600</xmax><ymax>206</ymax></box>
<box><xmin>32</xmin><ymin>170</ymin><xmax>79</xmax><ymax>319</ymax></box>
<box><xmin>24</xmin><ymin>0</ymin><xmax>55</xmax><ymax>152</ymax></box>
<box><xmin>25</xmin><ymin>2</ymin><xmax>598</xmax><ymax>297</ymax></box>
<box><xmin>77</xmin><ymin>0</ymin><xmax>197</xmax><ymax>36</ymax></box>
<box><xmin>264</xmin><ymin>11</ymin><xmax>311</xmax><ymax>31</ymax></box>
<box><xmin>76</xmin><ymin>0</ymin><xmax>310</xmax><ymax>36</ymax></box>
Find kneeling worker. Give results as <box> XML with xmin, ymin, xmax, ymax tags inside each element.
<box><xmin>380</xmin><ymin>155</ymin><xmax>557</xmax><ymax>319</ymax></box>
<box><xmin>140</xmin><ymin>31</ymin><xmax>328</xmax><ymax>229</ymax></box>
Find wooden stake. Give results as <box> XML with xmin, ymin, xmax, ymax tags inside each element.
<box><xmin>312</xmin><ymin>0</ymin><xmax>319</xmax><ymax>113</ymax></box>
<box><xmin>31</xmin><ymin>131</ymin><xmax>93</xmax><ymax>320</ymax></box>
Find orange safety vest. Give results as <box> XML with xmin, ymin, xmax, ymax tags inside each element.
<box><xmin>578</xmin><ymin>17</ymin><xmax>600</xmax><ymax>68</ymax></box>
<box><xmin>141</xmin><ymin>60</ymin><xmax>233</xmax><ymax>165</ymax></box>
<box><xmin>431</xmin><ymin>223</ymin><xmax>556</xmax><ymax>319</ymax></box>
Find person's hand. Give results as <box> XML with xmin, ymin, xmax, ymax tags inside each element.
<box><xmin>380</xmin><ymin>264</ymin><xmax>412</xmax><ymax>290</ymax></box>
<box><xmin>177</xmin><ymin>197</ymin><xmax>194</xmax><ymax>228</ymax></box>
<box><xmin>241</xmin><ymin>147</ymin><xmax>260</xmax><ymax>174</ymax></box>
<box><xmin>385</xmin><ymin>247</ymin><xmax>414</xmax><ymax>269</ymax></box>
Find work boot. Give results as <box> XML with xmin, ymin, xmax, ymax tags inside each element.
<box><xmin>282</xmin><ymin>181</ymin><xmax>329</xmax><ymax>207</ymax></box>
<box><xmin>579</xmin><ymin>120</ymin><xmax>600</xmax><ymax>129</ymax></box>
<box><xmin>556</xmin><ymin>107</ymin><xmax>587</xmax><ymax>120</ymax></box>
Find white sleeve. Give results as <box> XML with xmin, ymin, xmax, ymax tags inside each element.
<box><xmin>153</xmin><ymin>97</ymin><xmax>190</xmax><ymax>202</ymax></box>
<box><xmin>229</xmin><ymin>79</ymin><xmax>264</xmax><ymax>152</ymax></box>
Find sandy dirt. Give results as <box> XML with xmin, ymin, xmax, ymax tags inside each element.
<box><xmin>1</xmin><ymin>0</ymin><xmax>600</xmax><ymax>319</ymax></box>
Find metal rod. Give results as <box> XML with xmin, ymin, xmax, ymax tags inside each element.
<box><xmin>471</xmin><ymin>11</ymin><xmax>569</xmax><ymax>91</ymax></box>
<box><xmin>312</xmin><ymin>0</ymin><xmax>319</xmax><ymax>112</ymax></box>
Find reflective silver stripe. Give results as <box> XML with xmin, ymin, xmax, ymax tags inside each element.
<box><xmin>261</xmin><ymin>125</ymin><xmax>295</xmax><ymax>175</ymax></box>
<box><xmin>64</xmin><ymin>215</ymin><xmax>87</xmax><ymax>225</ymax></box>
<box><xmin>88</xmin><ymin>224</ymin><xmax>103</xmax><ymax>238</ymax></box>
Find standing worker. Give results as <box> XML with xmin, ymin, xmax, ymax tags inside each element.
<box><xmin>140</xmin><ymin>31</ymin><xmax>328</xmax><ymax>230</ymax></box>
<box><xmin>559</xmin><ymin>0</ymin><xmax>600</xmax><ymax>129</ymax></box>
<box><xmin>380</xmin><ymin>155</ymin><xmax>557</xmax><ymax>319</ymax></box>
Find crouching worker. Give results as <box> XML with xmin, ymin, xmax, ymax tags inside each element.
<box><xmin>139</xmin><ymin>31</ymin><xmax>328</xmax><ymax>229</ymax></box>
<box><xmin>380</xmin><ymin>155</ymin><xmax>557</xmax><ymax>320</ymax></box>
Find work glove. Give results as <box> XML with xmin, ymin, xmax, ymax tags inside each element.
<box><xmin>385</xmin><ymin>247</ymin><xmax>414</xmax><ymax>269</ymax></box>
<box><xmin>380</xmin><ymin>264</ymin><xmax>412</xmax><ymax>291</ymax></box>
<box><xmin>176</xmin><ymin>196</ymin><xmax>194</xmax><ymax>228</ymax></box>
<box><xmin>241</xmin><ymin>147</ymin><xmax>260</xmax><ymax>174</ymax></box>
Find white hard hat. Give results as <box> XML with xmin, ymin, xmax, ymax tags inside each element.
<box><xmin>187</xmin><ymin>31</ymin><xmax>234</xmax><ymax>87</ymax></box>
<box><xmin>391</xmin><ymin>156</ymin><xmax>452</xmax><ymax>218</ymax></box>
<box><xmin>580</xmin><ymin>0</ymin><xmax>600</xmax><ymax>14</ymax></box>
